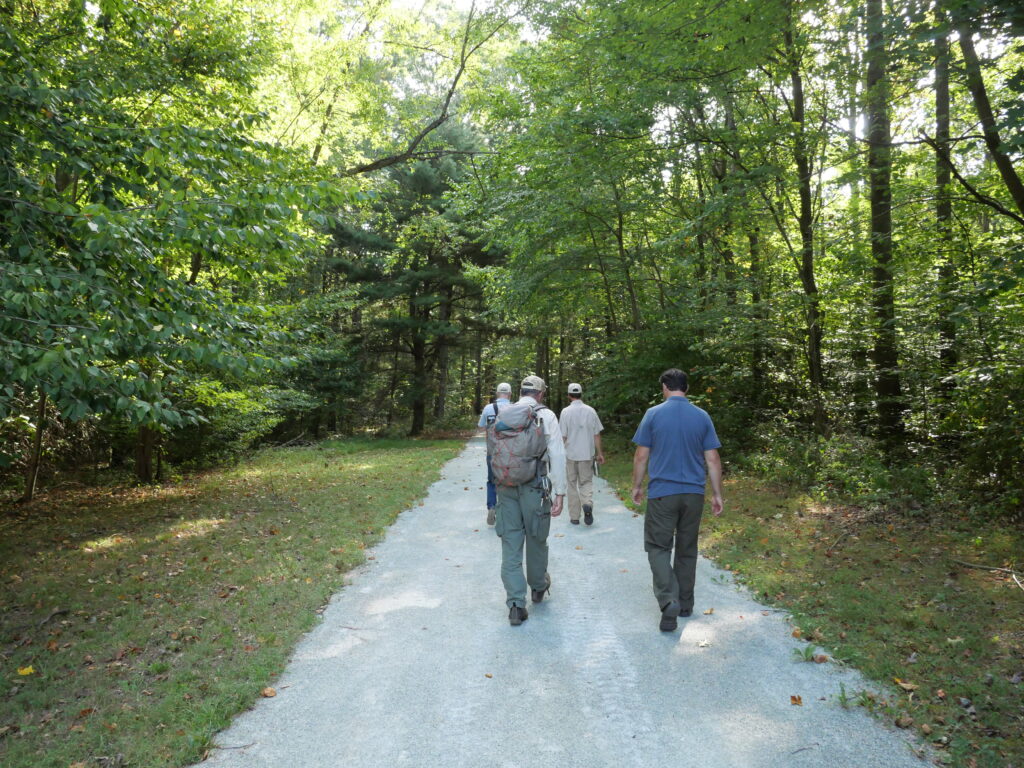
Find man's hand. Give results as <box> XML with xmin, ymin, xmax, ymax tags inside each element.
<box><xmin>551</xmin><ymin>494</ymin><xmax>564</xmax><ymax>517</ymax></box>
<box><xmin>711</xmin><ymin>494</ymin><xmax>724</xmax><ymax>517</ymax></box>
<box><xmin>596</xmin><ymin>452</ymin><xmax>606</xmax><ymax>465</ymax></box>
<box><xmin>631</xmin><ymin>485</ymin><xmax>644</xmax><ymax>505</ymax></box>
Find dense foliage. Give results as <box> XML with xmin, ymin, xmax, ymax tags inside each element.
<box><xmin>2</xmin><ymin>0</ymin><xmax>1022</xmax><ymax>520</ymax></box>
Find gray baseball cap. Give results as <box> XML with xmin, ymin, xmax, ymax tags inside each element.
<box><xmin>520</xmin><ymin>375</ymin><xmax>546</xmax><ymax>391</ymax></box>
<box><xmin>496</xmin><ymin>382</ymin><xmax>512</xmax><ymax>394</ymax></box>
<box><xmin>567</xmin><ymin>382</ymin><xmax>582</xmax><ymax>394</ymax></box>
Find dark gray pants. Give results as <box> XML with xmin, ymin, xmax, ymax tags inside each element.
<box><xmin>644</xmin><ymin>493</ymin><xmax>704</xmax><ymax>611</ymax></box>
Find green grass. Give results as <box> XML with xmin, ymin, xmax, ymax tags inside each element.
<box><xmin>601</xmin><ymin>433</ymin><xmax>1024</xmax><ymax>768</ymax></box>
<box><xmin>0</xmin><ymin>437</ymin><xmax>463</xmax><ymax>768</ymax></box>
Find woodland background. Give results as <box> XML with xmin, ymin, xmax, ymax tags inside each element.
<box><xmin>2</xmin><ymin>0</ymin><xmax>1023</xmax><ymax>520</ymax></box>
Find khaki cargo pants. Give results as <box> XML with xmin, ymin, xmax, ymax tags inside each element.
<box><xmin>495</xmin><ymin>483</ymin><xmax>552</xmax><ymax>608</ymax></box>
<box><xmin>565</xmin><ymin>459</ymin><xmax>595</xmax><ymax>522</ymax></box>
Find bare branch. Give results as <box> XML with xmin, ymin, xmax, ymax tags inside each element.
<box><xmin>921</xmin><ymin>133</ymin><xmax>1024</xmax><ymax>228</ymax></box>
<box><xmin>342</xmin><ymin>2</ymin><xmax>511</xmax><ymax>177</ymax></box>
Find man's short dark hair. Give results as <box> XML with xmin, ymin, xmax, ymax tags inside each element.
<box><xmin>659</xmin><ymin>368</ymin><xmax>688</xmax><ymax>392</ymax></box>
<box><xmin>521</xmin><ymin>388</ymin><xmax>541</xmax><ymax>398</ymax></box>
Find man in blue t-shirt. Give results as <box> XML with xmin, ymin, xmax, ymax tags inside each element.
<box><xmin>478</xmin><ymin>382</ymin><xmax>513</xmax><ymax>525</ymax></box>
<box><xmin>631</xmin><ymin>368</ymin><xmax>723</xmax><ymax>632</ymax></box>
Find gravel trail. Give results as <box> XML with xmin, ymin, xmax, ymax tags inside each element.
<box><xmin>198</xmin><ymin>437</ymin><xmax>925</xmax><ymax>768</ymax></box>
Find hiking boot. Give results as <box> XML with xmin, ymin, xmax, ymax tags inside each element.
<box><xmin>659</xmin><ymin>600</ymin><xmax>681</xmax><ymax>632</ymax></box>
<box><xmin>531</xmin><ymin>573</ymin><xmax>551</xmax><ymax>604</ymax></box>
<box><xmin>679</xmin><ymin>607</ymin><xmax>693</xmax><ymax>618</ymax></box>
<box><xmin>583</xmin><ymin>504</ymin><xmax>593</xmax><ymax>525</ymax></box>
<box><xmin>487</xmin><ymin>507</ymin><xmax>496</xmax><ymax>526</ymax></box>
<box><xmin>570</xmin><ymin>518</ymin><xmax>580</xmax><ymax>525</ymax></box>
<box><xmin>509</xmin><ymin>604</ymin><xmax>528</xmax><ymax>626</ymax></box>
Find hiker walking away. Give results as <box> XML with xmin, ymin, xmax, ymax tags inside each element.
<box><xmin>559</xmin><ymin>382</ymin><xmax>605</xmax><ymax>525</ymax></box>
<box><xmin>478</xmin><ymin>382</ymin><xmax>513</xmax><ymax>526</ymax></box>
<box><xmin>489</xmin><ymin>375</ymin><xmax>566</xmax><ymax>626</ymax></box>
<box><xmin>631</xmin><ymin>369</ymin><xmax>723</xmax><ymax>632</ymax></box>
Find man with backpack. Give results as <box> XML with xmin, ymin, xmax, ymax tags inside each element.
<box><xmin>631</xmin><ymin>369</ymin><xmax>723</xmax><ymax>632</ymax></box>
<box><xmin>488</xmin><ymin>375</ymin><xmax>566</xmax><ymax>626</ymax></box>
<box><xmin>478</xmin><ymin>382</ymin><xmax>513</xmax><ymax>526</ymax></box>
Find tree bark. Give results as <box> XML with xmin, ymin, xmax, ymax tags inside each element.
<box><xmin>786</xmin><ymin>23</ymin><xmax>826</xmax><ymax>434</ymax></box>
<box><xmin>935</xmin><ymin>20</ymin><xmax>958</xmax><ymax>396</ymax></box>
<box><xmin>134</xmin><ymin>425</ymin><xmax>157</xmax><ymax>483</ymax></box>
<box><xmin>866</xmin><ymin>0</ymin><xmax>906</xmax><ymax>451</ymax></box>
<box><xmin>21</xmin><ymin>390</ymin><xmax>47</xmax><ymax>502</ymax></box>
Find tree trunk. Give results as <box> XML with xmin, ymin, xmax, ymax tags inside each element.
<box><xmin>957</xmin><ymin>27</ymin><xmax>1024</xmax><ymax>218</ymax></box>
<box><xmin>134</xmin><ymin>425</ymin><xmax>157</xmax><ymax>483</ymax></box>
<box><xmin>410</xmin><ymin>330</ymin><xmax>427</xmax><ymax>436</ymax></box>
<box><xmin>787</xmin><ymin>23</ymin><xmax>826</xmax><ymax>434</ymax></box>
<box><xmin>21</xmin><ymin>390</ymin><xmax>47</xmax><ymax>502</ymax></box>
<box><xmin>473</xmin><ymin>332</ymin><xmax>483</xmax><ymax>414</ymax></box>
<box><xmin>748</xmin><ymin>229</ymin><xmax>765</xmax><ymax>400</ymax></box>
<box><xmin>935</xmin><ymin>20</ymin><xmax>958</xmax><ymax>397</ymax></box>
<box><xmin>866</xmin><ymin>0</ymin><xmax>906</xmax><ymax>451</ymax></box>
<box><xmin>433</xmin><ymin>286</ymin><xmax>453</xmax><ymax>420</ymax></box>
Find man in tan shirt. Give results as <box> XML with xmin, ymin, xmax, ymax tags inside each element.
<box><xmin>559</xmin><ymin>382</ymin><xmax>605</xmax><ymax>525</ymax></box>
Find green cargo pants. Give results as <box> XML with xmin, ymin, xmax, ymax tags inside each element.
<box><xmin>495</xmin><ymin>483</ymin><xmax>552</xmax><ymax>608</ymax></box>
<box><xmin>644</xmin><ymin>493</ymin><xmax>704</xmax><ymax>612</ymax></box>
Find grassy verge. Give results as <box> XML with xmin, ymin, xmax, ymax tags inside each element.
<box><xmin>601</xmin><ymin>433</ymin><xmax>1023</xmax><ymax>768</ymax></box>
<box><xmin>1</xmin><ymin>437</ymin><xmax>463</xmax><ymax>768</ymax></box>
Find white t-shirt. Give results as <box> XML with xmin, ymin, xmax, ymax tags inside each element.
<box><xmin>559</xmin><ymin>400</ymin><xmax>604</xmax><ymax>461</ymax></box>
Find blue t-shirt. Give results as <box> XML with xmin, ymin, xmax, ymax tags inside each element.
<box><xmin>478</xmin><ymin>398</ymin><xmax>511</xmax><ymax>428</ymax></box>
<box><xmin>632</xmin><ymin>396</ymin><xmax>721</xmax><ymax>498</ymax></box>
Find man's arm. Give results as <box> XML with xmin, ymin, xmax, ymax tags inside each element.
<box><xmin>704</xmin><ymin>448</ymin><xmax>723</xmax><ymax>516</ymax></box>
<box><xmin>594</xmin><ymin>432</ymin><xmax>605</xmax><ymax>465</ymax></box>
<box><xmin>631</xmin><ymin>446</ymin><xmax>650</xmax><ymax>505</ymax></box>
<box><xmin>543</xmin><ymin>410</ymin><xmax>567</xmax><ymax>517</ymax></box>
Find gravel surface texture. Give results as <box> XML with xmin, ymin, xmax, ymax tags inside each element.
<box><xmin>199</xmin><ymin>437</ymin><xmax>926</xmax><ymax>768</ymax></box>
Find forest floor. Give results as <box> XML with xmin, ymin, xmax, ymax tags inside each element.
<box><xmin>599</xmin><ymin>435</ymin><xmax>1024</xmax><ymax>768</ymax></box>
<box><xmin>0</xmin><ymin>433</ymin><xmax>1020</xmax><ymax>768</ymax></box>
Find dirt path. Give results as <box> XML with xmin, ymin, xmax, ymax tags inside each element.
<box><xmin>198</xmin><ymin>437</ymin><xmax>925</xmax><ymax>767</ymax></box>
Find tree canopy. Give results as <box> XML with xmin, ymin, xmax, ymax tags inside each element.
<box><xmin>2</xmin><ymin>0</ymin><xmax>1022</xmax><ymax>517</ymax></box>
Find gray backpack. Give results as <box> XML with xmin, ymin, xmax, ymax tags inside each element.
<box><xmin>487</xmin><ymin>402</ymin><xmax>548</xmax><ymax>487</ymax></box>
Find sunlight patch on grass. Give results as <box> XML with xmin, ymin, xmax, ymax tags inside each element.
<box><xmin>81</xmin><ymin>533</ymin><xmax>136</xmax><ymax>551</ymax></box>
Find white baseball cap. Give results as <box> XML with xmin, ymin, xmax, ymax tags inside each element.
<box><xmin>521</xmin><ymin>375</ymin><xmax>546</xmax><ymax>391</ymax></box>
<box><xmin>567</xmin><ymin>382</ymin><xmax>582</xmax><ymax>395</ymax></box>
<box><xmin>496</xmin><ymin>382</ymin><xmax>512</xmax><ymax>394</ymax></box>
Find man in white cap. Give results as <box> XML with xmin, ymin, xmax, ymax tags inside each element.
<box><xmin>478</xmin><ymin>382</ymin><xmax>513</xmax><ymax>525</ymax></box>
<box><xmin>491</xmin><ymin>375</ymin><xmax>566</xmax><ymax>626</ymax></box>
<box><xmin>560</xmin><ymin>382</ymin><xmax>605</xmax><ymax>525</ymax></box>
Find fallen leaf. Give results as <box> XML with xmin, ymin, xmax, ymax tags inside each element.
<box><xmin>894</xmin><ymin>679</ymin><xmax>918</xmax><ymax>692</ymax></box>
<box><xmin>619</xmin><ymin>569</ymin><xmax>628</xmax><ymax>573</ymax></box>
<box><xmin>575</xmin><ymin>546</ymin><xmax>583</xmax><ymax>550</ymax></box>
<box><xmin>791</xmin><ymin>628</ymin><xmax>802</xmax><ymax>639</ymax></box>
<box><xmin>17</xmin><ymin>666</ymin><xmax>34</xmax><ymax>676</ymax></box>
<box><xmin>936</xmin><ymin>688</ymin><xmax>946</xmax><ymax>699</ymax></box>
<box><xmin>813</xmin><ymin>654</ymin><xmax>828</xmax><ymax>663</ymax></box>
<box><xmin>261</xmin><ymin>687</ymin><xmax>276</xmax><ymax>698</ymax></box>
<box><xmin>790</xmin><ymin>695</ymin><xmax>803</xmax><ymax>706</ymax></box>
<box><xmin>920</xmin><ymin>724</ymin><xmax>933</xmax><ymax>735</ymax></box>
<box><xmin>697</xmin><ymin>638</ymin><xmax>711</xmax><ymax>648</ymax></box>
<box><xmin>77</xmin><ymin>708</ymin><xmax>94</xmax><ymax>719</ymax></box>
<box><xmin>895</xmin><ymin>714</ymin><xmax>914</xmax><ymax>729</ymax></box>
<box><xmin>484</xmin><ymin>673</ymin><xmax>493</xmax><ymax>679</ymax></box>
<box><xmin>703</xmin><ymin>608</ymin><xmax>714</xmax><ymax>615</ymax></box>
